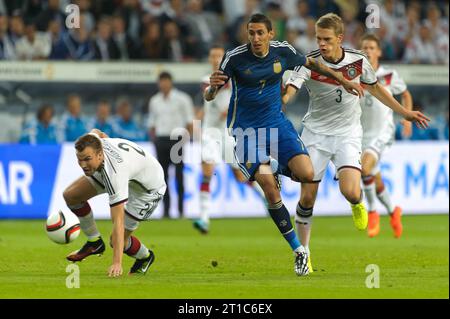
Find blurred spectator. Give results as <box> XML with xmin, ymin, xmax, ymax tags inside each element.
<box><xmin>161</xmin><ymin>20</ymin><xmax>190</xmax><ymax>61</ymax></box>
<box><xmin>265</xmin><ymin>1</ymin><xmax>287</xmax><ymax>40</ymax></box>
<box><xmin>88</xmin><ymin>100</ymin><xmax>114</xmax><ymax>137</ymax></box>
<box><xmin>148</xmin><ymin>71</ymin><xmax>194</xmax><ymax>218</ymax></box>
<box><xmin>112</xmin><ymin>14</ymin><xmax>138</xmax><ymax>60</ymax></box>
<box><xmin>308</xmin><ymin>0</ymin><xmax>340</xmax><ymax>18</ymax></box>
<box><xmin>47</xmin><ymin>19</ymin><xmax>70</xmax><ymax>59</ymax></box>
<box><xmin>373</xmin><ymin>24</ymin><xmax>396</xmax><ymax>61</ymax></box>
<box><xmin>34</xmin><ymin>0</ymin><xmax>66</xmax><ymax>32</ymax></box>
<box><xmin>76</xmin><ymin>0</ymin><xmax>96</xmax><ymax>34</ymax></box>
<box><xmin>424</xmin><ymin>3</ymin><xmax>449</xmax><ymax>40</ymax></box>
<box><xmin>289</xmin><ymin>16</ymin><xmax>317</xmax><ymax>54</ymax></box>
<box><xmin>286</xmin><ymin>0</ymin><xmax>312</xmax><ymax>35</ymax></box>
<box><xmin>94</xmin><ymin>17</ymin><xmax>120</xmax><ymax>60</ymax></box>
<box><xmin>140</xmin><ymin>0</ymin><xmax>171</xmax><ymax>17</ymax></box>
<box><xmin>64</xmin><ymin>21</ymin><xmax>95</xmax><ymax>60</ymax></box>
<box><xmin>379</xmin><ymin>0</ymin><xmax>400</xmax><ymax>45</ymax></box>
<box><xmin>396</xmin><ymin>5</ymin><xmax>421</xmax><ymax>56</ymax></box>
<box><xmin>185</xmin><ymin>0</ymin><xmax>223</xmax><ymax>59</ymax></box>
<box><xmin>117</xmin><ymin>0</ymin><xmax>145</xmax><ymax>44</ymax></box>
<box><xmin>227</xmin><ymin>0</ymin><xmax>261</xmax><ymax>48</ymax></box>
<box><xmin>423</xmin><ymin>3</ymin><xmax>449</xmax><ymax>64</ymax></box>
<box><xmin>59</xmin><ymin>94</ymin><xmax>88</xmax><ymax>141</ymax></box>
<box><xmin>111</xmin><ymin>98</ymin><xmax>146</xmax><ymax>141</ymax></box>
<box><xmin>161</xmin><ymin>0</ymin><xmax>193</xmax><ymax>48</ymax></box>
<box><xmin>403</xmin><ymin>24</ymin><xmax>439</xmax><ymax>64</ymax></box>
<box><xmin>15</xmin><ymin>20</ymin><xmax>51</xmax><ymax>60</ymax></box>
<box><xmin>140</xmin><ymin>20</ymin><xmax>163</xmax><ymax>60</ymax></box>
<box><xmin>20</xmin><ymin>104</ymin><xmax>60</xmax><ymax>144</ymax></box>
<box><xmin>0</xmin><ymin>14</ymin><xmax>15</xmax><ymax>59</ymax></box>
<box><xmin>340</xmin><ymin>7</ymin><xmax>364</xmax><ymax>48</ymax></box>
<box><xmin>8</xmin><ymin>14</ymin><xmax>24</xmax><ymax>45</ymax></box>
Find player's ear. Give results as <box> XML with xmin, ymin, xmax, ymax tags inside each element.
<box><xmin>336</xmin><ymin>33</ymin><xmax>344</xmax><ymax>45</ymax></box>
<box><xmin>268</xmin><ymin>30</ymin><xmax>275</xmax><ymax>40</ymax></box>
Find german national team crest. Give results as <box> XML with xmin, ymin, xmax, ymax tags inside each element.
<box><xmin>246</xmin><ymin>161</ymin><xmax>252</xmax><ymax>169</ymax></box>
<box><xmin>347</xmin><ymin>67</ymin><xmax>357</xmax><ymax>79</ymax></box>
<box><xmin>273</xmin><ymin>61</ymin><xmax>282</xmax><ymax>74</ymax></box>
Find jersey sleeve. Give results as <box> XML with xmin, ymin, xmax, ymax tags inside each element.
<box><xmin>360</xmin><ymin>56</ymin><xmax>378</xmax><ymax>85</ymax></box>
<box><xmin>285</xmin><ymin>66</ymin><xmax>311</xmax><ymax>90</ymax></box>
<box><xmin>283</xmin><ymin>43</ymin><xmax>307</xmax><ymax>70</ymax></box>
<box><xmin>219</xmin><ymin>50</ymin><xmax>234</xmax><ymax>80</ymax></box>
<box><xmin>390</xmin><ymin>70</ymin><xmax>407</xmax><ymax>95</ymax></box>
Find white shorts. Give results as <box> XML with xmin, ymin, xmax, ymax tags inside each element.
<box><xmin>87</xmin><ymin>177</ymin><xmax>166</xmax><ymax>231</ymax></box>
<box><xmin>301</xmin><ymin>127</ymin><xmax>362</xmax><ymax>181</ymax></box>
<box><xmin>362</xmin><ymin>132</ymin><xmax>394</xmax><ymax>162</ymax></box>
<box><xmin>201</xmin><ymin>129</ymin><xmax>239</xmax><ymax>169</ymax></box>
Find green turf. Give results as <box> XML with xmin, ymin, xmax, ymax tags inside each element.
<box><xmin>0</xmin><ymin>215</ymin><xmax>448</xmax><ymax>299</ymax></box>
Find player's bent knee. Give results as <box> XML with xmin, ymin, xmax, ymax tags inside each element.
<box><xmin>344</xmin><ymin>189</ymin><xmax>362</xmax><ymax>204</ymax></box>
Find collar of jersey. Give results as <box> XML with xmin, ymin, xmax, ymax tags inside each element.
<box><xmin>322</xmin><ymin>47</ymin><xmax>345</xmax><ymax>65</ymax></box>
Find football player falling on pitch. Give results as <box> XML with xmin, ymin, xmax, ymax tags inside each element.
<box><xmin>63</xmin><ymin>129</ymin><xmax>166</xmax><ymax>277</ymax></box>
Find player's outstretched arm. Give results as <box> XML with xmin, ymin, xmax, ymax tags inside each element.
<box><xmin>281</xmin><ymin>85</ymin><xmax>298</xmax><ymax>105</ymax></box>
<box><xmin>90</xmin><ymin>129</ymin><xmax>109</xmax><ymax>138</ymax></box>
<box><xmin>304</xmin><ymin>57</ymin><xmax>364</xmax><ymax>98</ymax></box>
<box><xmin>204</xmin><ymin>70</ymin><xmax>228</xmax><ymax>101</ymax></box>
<box><xmin>366</xmin><ymin>83</ymin><xmax>430</xmax><ymax>129</ymax></box>
<box><xmin>108</xmin><ymin>203</ymin><xmax>125</xmax><ymax>277</ymax></box>
<box><xmin>400</xmin><ymin>89</ymin><xmax>413</xmax><ymax>137</ymax></box>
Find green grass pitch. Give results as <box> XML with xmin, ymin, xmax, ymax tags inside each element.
<box><xmin>0</xmin><ymin>214</ymin><xmax>448</xmax><ymax>299</ymax></box>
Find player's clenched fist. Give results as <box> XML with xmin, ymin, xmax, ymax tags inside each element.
<box><xmin>209</xmin><ymin>70</ymin><xmax>228</xmax><ymax>87</ymax></box>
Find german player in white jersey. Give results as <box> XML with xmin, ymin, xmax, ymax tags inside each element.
<box><xmin>193</xmin><ymin>45</ymin><xmax>265</xmax><ymax>234</ymax></box>
<box><xmin>360</xmin><ymin>33</ymin><xmax>414</xmax><ymax>238</ymax></box>
<box><xmin>282</xmin><ymin>13</ymin><xmax>429</xmax><ymax>273</ymax></box>
<box><xmin>63</xmin><ymin>129</ymin><xmax>166</xmax><ymax>277</ymax></box>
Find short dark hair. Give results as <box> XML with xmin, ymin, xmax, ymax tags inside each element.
<box><xmin>158</xmin><ymin>71</ymin><xmax>172</xmax><ymax>81</ymax></box>
<box><xmin>75</xmin><ymin>134</ymin><xmax>103</xmax><ymax>153</ymax></box>
<box><xmin>360</xmin><ymin>33</ymin><xmax>381</xmax><ymax>49</ymax></box>
<box><xmin>36</xmin><ymin>104</ymin><xmax>53</xmax><ymax>121</ymax></box>
<box><xmin>247</xmin><ymin>13</ymin><xmax>272</xmax><ymax>32</ymax></box>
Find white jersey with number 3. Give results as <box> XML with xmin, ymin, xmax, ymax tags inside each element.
<box><xmin>360</xmin><ymin>65</ymin><xmax>407</xmax><ymax>140</ymax></box>
<box><xmin>286</xmin><ymin>48</ymin><xmax>377</xmax><ymax>136</ymax></box>
<box><xmin>90</xmin><ymin>137</ymin><xmax>166</xmax><ymax>207</ymax></box>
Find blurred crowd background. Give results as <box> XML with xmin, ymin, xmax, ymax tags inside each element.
<box><xmin>0</xmin><ymin>0</ymin><xmax>448</xmax><ymax>144</ymax></box>
<box><xmin>1</xmin><ymin>0</ymin><xmax>448</xmax><ymax>63</ymax></box>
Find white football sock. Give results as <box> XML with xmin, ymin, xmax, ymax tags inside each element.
<box><xmin>199</xmin><ymin>191</ymin><xmax>211</xmax><ymax>224</ymax></box>
<box><xmin>377</xmin><ymin>188</ymin><xmax>395</xmax><ymax>215</ymax></box>
<box><xmin>295</xmin><ymin>204</ymin><xmax>313</xmax><ymax>248</ymax></box>
<box><xmin>78</xmin><ymin>212</ymin><xmax>101</xmax><ymax>240</ymax></box>
<box><xmin>362</xmin><ymin>177</ymin><xmax>377</xmax><ymax>212</ymax></box>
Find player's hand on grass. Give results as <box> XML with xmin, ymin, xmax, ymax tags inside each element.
<box><xmin>209</xmin><ymin>70</ymin><xmax>228</xmax><ymax>87</ymax></box>
<box><xmin>108</xmin><ymin>263</ymin><xmax>123</xmax><ymax>278</ymax></box>
<box><xmin>404</xmin><ymin>110</ymin><xmax>430</xmax><ymax>129</ymax></box>
<box><xmin>342</xmin><ymin>80</ymin><xmax>364</xmax><ymax>98</ymax></box>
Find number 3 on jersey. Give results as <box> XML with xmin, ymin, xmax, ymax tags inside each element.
<box><xmin>336</xmin><ymin>89</ymin><xmax>342</xmax><ymax>103</ymax></box>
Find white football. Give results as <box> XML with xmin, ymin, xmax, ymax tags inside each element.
<box><xmin>46</xmin><ymin>210</ymin><xmax>81</xmax><ymax>244</ymax></box>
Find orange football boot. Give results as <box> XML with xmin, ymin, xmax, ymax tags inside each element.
<box><xmin>390</xmin><ymin>206</ymin><xmax>403</xmax><ymax>238</ymax></box>
<box><xmin>367</xmin><ymin>211</ymin><xmax>380</xmax><ymax>238</ymax></box>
